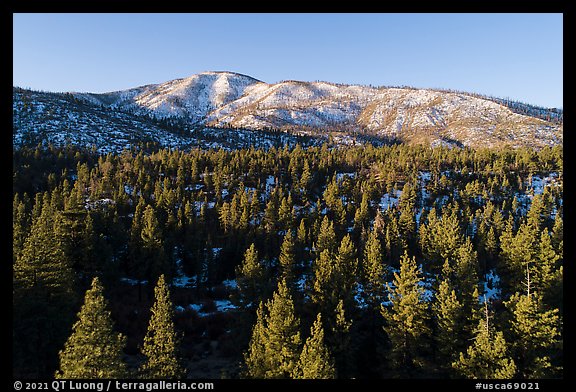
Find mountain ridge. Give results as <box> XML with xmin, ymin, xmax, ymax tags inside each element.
<box><xmin>13</xmin><ymin>71</ymin><xmax>563</xmax><ymax>152</ymax></box>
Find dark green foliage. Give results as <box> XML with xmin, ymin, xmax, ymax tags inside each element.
<box><xmin>278</xmin><ymin>230</ymin><xmax>297</xmax><ymax>290</ymax></box>
<box><xmin>432</xmin><ymin>277</ymin><xmax>465</xmax><ymax>374</ymax></box>
<box><xmin>504</xmin><ymin>292</ymin><xmax>561</xmax><ymax>378</ymax></box>
<box><xmin>293</xmin><ymin>313</ymin><xmax>336</xmax><ymax>379</ymax></box>
<box><xmin>140</xmin><ymin>275</ymin><xmax>185</xmax><ymax>379</ymax></box>
<box><xmin>453</xmin><ymin>302</ymin><xmax>516</xmax><ymax>379</ymax></box>
<box><xmin>235</xmin><ymin>243</ymin><xmax>266</xmax><ymax>310</ymax></box>
<box><xmin>13</xmin><ymin>195</ymin><xmax>78</xmax><ymax>377</ymax></box>
<box><xmin>12</xmin><ymin>143</ymin><xmax>563</xmax><ymax>379</ymax></box>
<box><xmin>381</xmin><ymin>252</ymin><xmax>431</xmax><ymax>377</ymax></box>
<box><xmin>361</xmin><ymin>227</ymin><xmax>387</xmax><ymax>310</ymax></box>
<box><xmin>55</xmin><ymin>278</ymin><xmax>127</xmax><ymax>378</ymax></box>
<box><xmin>243</xmin><ymin>279</ymin><xmax>302</xmax><ymax>378</ymax></box>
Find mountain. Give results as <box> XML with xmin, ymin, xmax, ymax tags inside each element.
<box><xmin>13</xmin><ymin>71</ymin><xmax>562</xmax><ymax>152</ymax></box>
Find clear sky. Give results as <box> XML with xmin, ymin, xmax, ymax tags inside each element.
<box><xmin>13</xmin><ymin>13</ymin><xmax>563</xmax><ymax>108</ymax></box>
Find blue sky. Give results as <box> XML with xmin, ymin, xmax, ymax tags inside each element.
<box><xmin>13</xmin><ymin>13</ymin><xmax>563</xmax><ymax>108</ymax></box>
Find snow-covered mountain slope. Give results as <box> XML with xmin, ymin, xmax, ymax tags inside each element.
<box><xmin>13</xmin><ymin>88</ymin><xmax>193</xmax><ymax>154</ymax></box>
<box><xmin>14</xmin><ymin>71</ymin><xmax>562</xmax><ymax>151</ymax></box>
<box><xmin>12</xmin><ymin>87</ymin><xmax>315</xmax><ymax>153</ymax></box>
<box><xmin>75</xmin><ymin>71</ymin><xmax>265</xmax><ymax>123</ymax></box>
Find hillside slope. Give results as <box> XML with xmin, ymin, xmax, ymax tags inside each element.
<box><xmin>13</xmin><ymin>71</ymin><xmax>563</xmax><ymax>151</ymax></box>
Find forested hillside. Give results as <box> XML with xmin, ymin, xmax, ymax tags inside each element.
<box><xmin>13</xmin><ymin>142</ymin><xmax>563</xmax><ymax>379</ymax></box>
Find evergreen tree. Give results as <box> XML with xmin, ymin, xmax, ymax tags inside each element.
<box><xmin>140</xmin><ymin>275</ymin><xmax>185</xmax><ymax>379</ymax></box>
<box><xmin>551</xmin><ymin>211</ymin><xmax>563</xmax><ymax>253</ymax></box>
<box><xmin>432</xmin><ymin>277</ymin><xmax>465</xmax><ymax>374</ymax></box>
<box><xmin>55</xmin><ymin>277</ymin><xmax>127</xmax><ymax>378</ymax></box>
<box><xmin>362</xmin><ymin>228</ymin><xmax>387</xmax><ymax>310</ymax></box>
<box><xmin>14</xmin><ymin>199</ymin><xmax>77</xmax><ymax>377</ymax></box>
<box><xmin>334</xmin><ymin>234</ymin><xmax>358</xmax><ymax>310</ymax></box>
<box><xmin>243</xmin><ymin>302</ymin><xmax>269</xmax><ymax>378</ymax></box>
<box><xmin>279</xmin><ymin>230</ymin><xmax>296</xmax><ymax>290</ymax></box>
<box><xmin>504</xmin><ymin>290</ymin><xmax>561</xmax><ymax>378</ymax></box>
<box><xmin>353</xmin><ymin>192</ymin><xmax>370</xmax><ymax>232</ymax></box>
<box><xmin>330</xmin><ymin>299</ymin><xmax>353</xmax><ymax>378</ymax></box>
<box><xmin>263</xmin><ymin>279</ymin><xmax>302</xmax><ymax>378</ymax></box>
<box><xmin>235</xmin><ymin>243</ymin><xmax>266</xmax><ymax>309</ymax></box>
<box><xmin>311</xmin><ymin>249</ymin><xmax>334</xmax><ymax>309</ymax></box>
<box><xmin>278</xmin><ymin>194</ymin><xmax>294</xmax><ymax>231</ymax></box>
<box><xmin>535</xmin><ymin>230</ymin><xmax>561</xmax><ymax>297</ymax></box>
<box><xmin>419</xmin><ymin>206</ymin><xmax>463</xmax><ymax>271</ymax></box>
<box><xmin>15</xmin><ymin>199</ymin><xmax>75</xmax><ymax>297</ymax></box>
<box><xmin>381</xmin><ymin>251</ymin><xmax>431</xmax><ymax>376</ymax></box>
<box><xmin>140</xmin><ymin>205</ymin><xmax>168</xmax><ymax>281</ymax></box>
<box><xmin>243</xmin><ymin>279</ymin><xmax>302</xmax><ymax>378</ymax></box>
<box><xmin>315</xmin><ymin>215</ymin><xmax>337</xmax><ymax>254</ymax></box>
<box><xmin>453</xmin><ymin>302</ymin><xmax>516</xmax><ymax>379</ymax></box>
<box><xmin>293</xmin><ymin>313</ymin><xmax>336</xmax><ymax>379</ymax></box>
<box><xmin>398</xmin><ymin>182</ymin><xmax>417</xmax><ymax>248</ymax></box>
<box><xmin>13</xmin><ymin>193</ymin><xmax>30</xmax><ymax>263</ymax></box>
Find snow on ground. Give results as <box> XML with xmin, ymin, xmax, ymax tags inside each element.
<box><xmin>175</xmin><ymin>300</ymin><xmax>238</xmax><ymax>317</ymax></box>
<box><xmin>214</xmin><ymin>299</ymin><xmax>237</xmax><ymax>312</ymax></box>
<box><xmin>379</xmin><ymin>189</ymin><xmax>402</xmax><ymax>210</ymax></box>
<box><xmin>481</xmin><ymin>269</ymin><xmax>501</xmax><ymax>302</ymax></box>
<box><xmin>529</xmin><ymin>172</ymin><xmax>560</xmax><ymax>195</ymax></box>
<box><xmin>354</xmin><ymin>283</ymin><xmax>368</xmax><ymax>309</ymax></box>
<box><xmin>221</xmin><ymin>279</ymin><xmax>238</xmax><ymax>289</ymax></box>
<box><xmin>172</xmin><ymin>274</ymin><xmax>197</xmax><ymax>288</ymax></box>
<box><xmin>212</xmin><ymin>247</ymin><xmax>223</xmax><ymax>257</ymax></box>
<box><xmin>296</xmin><ymin>275</ymin><xmax>307</xmax><ymax>292</ymax></box>
<box><xmin>172</xmin><ymin>257</ymin><xmax>197</xmax><ymax>288</ymax></box>
<box><xmin>120</xmin><ymin>277</ymin><xmax>148</xmax><ymax>285</ymax></box>
<box><xmin>335</xmin><ymin>172</ymin><xmax>357</xmax><ymax>182</ymax></box>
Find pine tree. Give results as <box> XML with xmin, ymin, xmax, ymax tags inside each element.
<box><xmin>381</xmin><ymin>251</ymin><xmax>431</xmax><ymax>376</ymax></box>
<box><xmin>128</xmin><ymin>197</ymin><xmax>146</xmax><ymax>278</ymax></box>
<box><xmin>452</xmin><ymin>301</ymin><xmax>516</xmax><ymax>379</ymax></box>
<box><xmin>419</xmin><ymin>205</ymin><xmax>463</xmax><ymax>272</ymax></box>
<box><xmin>398</xmin><ymin>182</ymin><xmax>417</xmax><ymax>247</ymax></box>
<box><xmin>243</xmin><ymin>302</ymin><xmax>269</xmax><ymax>378</ymax></box>
<box><xmin>297</xmin><ymin>218</ymin><xmax>307</xmax><ymax>246</ymax></box>
<box><xmin>526</xmin><ymin>194</ymin><xmax>545</xmax><ymax>229</ymax></box>
<box><xmin>140</xmin><ymin>275</ymin><xmax>185</xmax><ymax>379</ymax></box>
<box><xmin>279</xmin><ymin>230</ymin><xmax>296</xmax><ymax>290</ymax></box>
<box><xmin>499</xmin><ymin>221</ymin><xmax>538</xmax><ymax>294</ymax></box>
<box><xmin>505</xmin><ymin>265</ymin><xmax>561</xmax><ymax>379</ymax></box>
<box><xmin>334</xmin><ymin>234</ymin><xmax>358</xmax><ymax>310</ymax></box>
<box><xmin>141</xmin><ymin>205</ymin><xmax>168</xmax><ymax>281</ymax></box>
<box><xmin>235</xmin><ymin>243</ymin><xmax>266</xmax><ymax>309</ymax></box>
<box><xmin>263</xmin><ymin>199</ymin><xmax>278</xmax><ymax>235</ymax></box>
<box><xmin>13</xmin><ymin>193</ymin><xmax>30</xmax><ymax>263</ymax></box>
<box><xmin>263</xmin><ymin>279</ymin><xmax>302</xmax><ymax>378</ymax></box>
<box><xmin>243</xmin><ymin>279</ymin><xmax>302</xmax><ymax>378</ymax></box>
<box><xmin>14</xmin><ymin>198</ymin><xmax>78</xmax><ymax>376</ymax></box>
<box><xmin>296</xmin><ymin>218</ymin><xmax>308</xmax><ymax>261</ymax></box>
<box><xmin>315</xmin><ymin>215</ymin><xmax>337</xmax><ymax>254</ymax></box>
<box><xmin>55</xmin><ymin>277</ymin><xmax>127</xmax><ymax>378</ymax></box>
<box><xmin>300</xmin><ymin>159</ymin><xmax>312</xmax><ymax>197</ymax></box>
<box><xmin>311</xmin><ymin>249</ymin><xmax>334</xmax><ymax>308</ymax></box>
<box><xmin>278</xmin><ymin>194</ymin><xmax>294</xmax><ymax>231</ymax></box>
<box><xmin>362</xmin><ymin>228</ymin><xmax>387</xmax><ymax>310</ymax></box>
<box><xmin>353</xmin><ymin>192</ymin><xmax>370</xmax><ymax>232</ymax></box>
<box><xmin>15</xmin><ymin>199</ymin><xmax>75</xmax><ymax>297</ymax></box>
<box><xmin>535</xmin><ymin>230</ymin><xmax>561</xmax><ymax>297</ymax></box>
<box><xmin>293</xmin><ymin>313</ymin><xmax>336</xmax><ymax>379</ymax></box>
<box><xmin>551</xmin><ymin>211</ymin><xmax>563</xmax><ymax>253</ymax></box>
<box><xmin>330</xmin><ymin>299</ymin><xmax>353</xmax><ymax>378</ymax></box>
<box><xmin>432</xmin><ymin>278</ymin><xmax>465</xmax><ymax>373</ymax></box>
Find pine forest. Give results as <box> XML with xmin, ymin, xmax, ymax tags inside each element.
<box><xmin>12</xmin><ymin>142</ymin><xmax>563</xmax><ymax>379</ymax></box>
